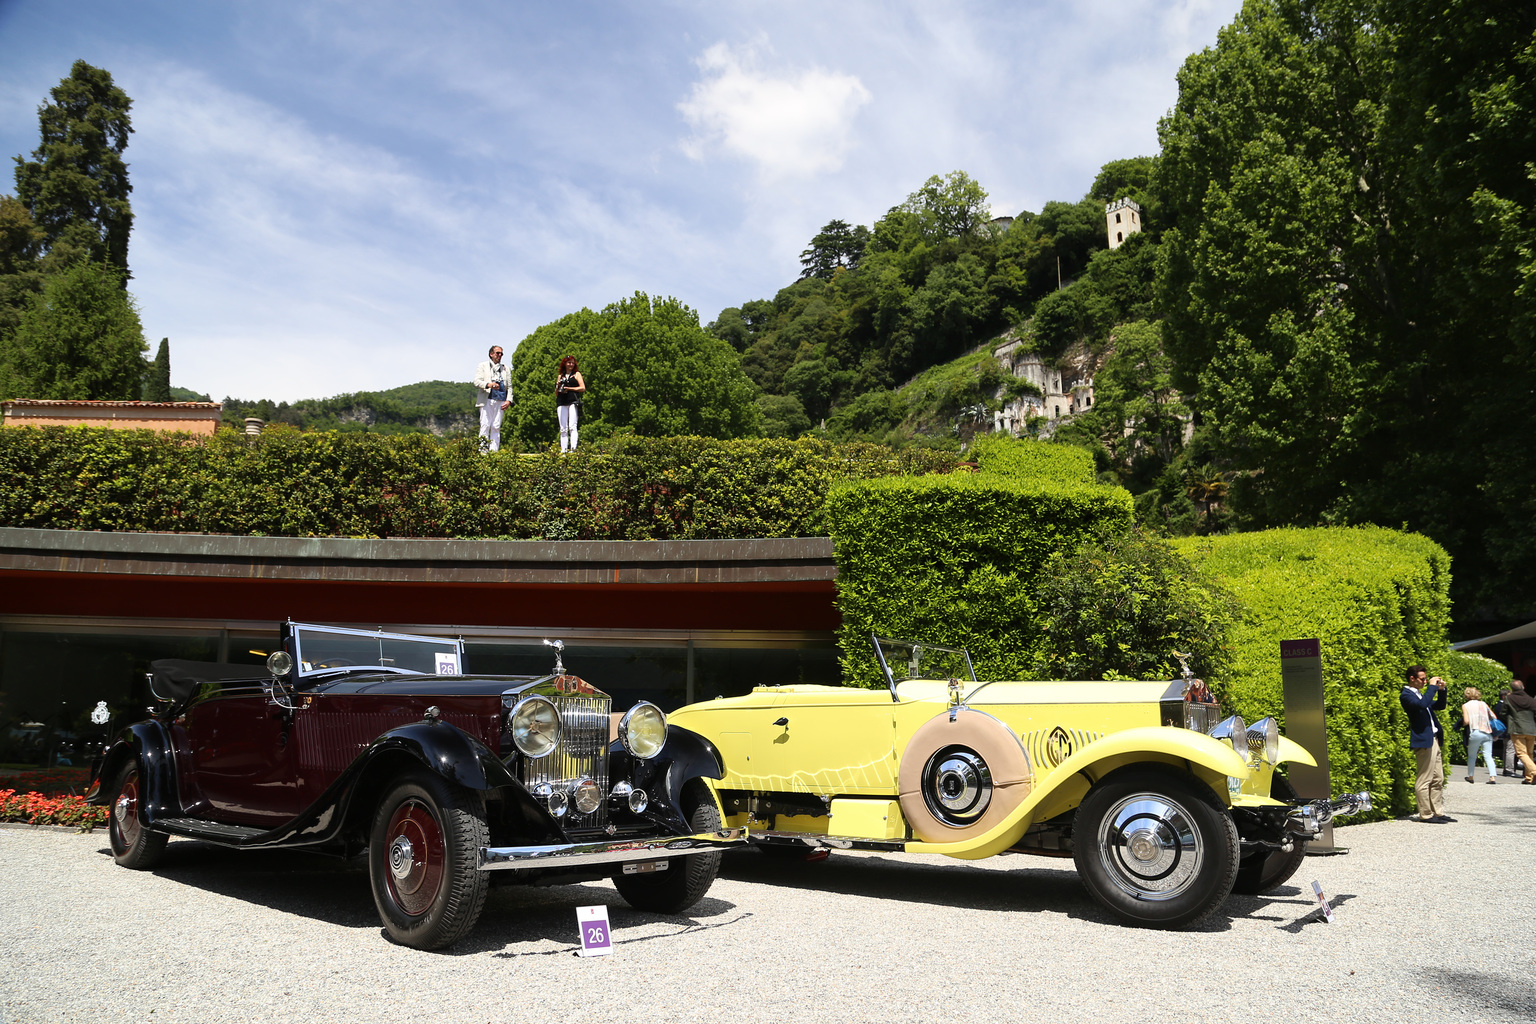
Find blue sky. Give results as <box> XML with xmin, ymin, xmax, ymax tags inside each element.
<box><xmin>0</xmin><ymin>0</ymin><xmax>1242</xmax><ymax>403</ymax></box>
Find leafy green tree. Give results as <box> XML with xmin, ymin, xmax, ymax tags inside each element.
<box><xmin>900</xmin><ymin>171</ymin><xmax>991</xmax><ymax>239</ymax></box>
<box><xmin>799</xmin><ymin>219</ymin><xmax>870</xmax><ymax>279</ymax></box>
<box><xmin>756</xmin><ymin>393</ymin><xmax>813</xmax><ymax>438</ymax></box>
<box><xmin>0</xmin><ymin>260</ymin><xmax>146</xmax><ymax>399</ymax></box>
<box><xmin>13</xmin><ymin>61</ymin><xmax>134</xmax><ymax>275</ymax></box>
<box><xmin>144</xmin><ymin>337</ymin><xmax>172</xmax><ymax>401</ymax></box>
<box><xmin>508</xmin><ymin>293</ymin><xmax>761</xmax><ymax>449</ymax></box>
<box><xmin>0</xmin><ymin>195</ymin><xmax>45</xmax><ymax>341</ymax></box>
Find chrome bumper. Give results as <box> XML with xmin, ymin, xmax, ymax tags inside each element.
<box><xmin>478</xmin><ymin>828</ymin><xmax>748</xmax><ymax>872</ymax></box>
<box><xmin>1285</xmin><ymin>792</ymin><xmax>1372</xmax><ymax>835</ymax></box>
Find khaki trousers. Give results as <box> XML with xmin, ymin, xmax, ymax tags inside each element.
<box><xmin>1414</xmin><ymin>739</ymin><xmax>1445</xmax><ymax>819</ymax></box>
<box><xmin>1513</xmin><ymin>734</ymin><xmax>1536</xmax><ymax>784</ymax></box>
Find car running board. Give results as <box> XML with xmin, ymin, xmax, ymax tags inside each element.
<box><xmin>751</xmin><ymin>830</ymin><xmax>907</xmax><ymax>853</ymax></box>
<box><xmin>152</xmin><ymin>817</ymin><xmax>269</xmax><ymax>843</ymax></box>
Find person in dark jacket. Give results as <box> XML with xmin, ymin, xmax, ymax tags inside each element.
<box><xmin>1401</xmin><ymin>665</ymin><xmax>1452</xmax><ymax>822</ymax></box>
<box><xmin>1495</xmin><ymin>688</ymin><xmax>1518</xmax><ymax>777</ymax></box>
<box><xmin>1505</xmin><ymin>678</ymin><xmax>1536</xmax><ymax>784</ymax></box>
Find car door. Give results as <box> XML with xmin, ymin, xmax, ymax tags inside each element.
<box><xmin>179</xmin><ymin>676</ymin><xmax>300</xmax><ymax>827</ymax></box>
<box><xmin>734</xmin><ymin>691</ymin><xmax>900</xmax><ymax>797</ymax></box>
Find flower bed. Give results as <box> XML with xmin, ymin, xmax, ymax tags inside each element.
<box><xmin>0</xmin><ymin>768</ymin><xmax>106</xmax><ymax>830</ymax></box>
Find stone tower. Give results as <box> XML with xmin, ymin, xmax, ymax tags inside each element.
<box><xmin>1105</xmin><ymin>197</ymin><xmax>1142</xmax><ymax>249</ymax></box>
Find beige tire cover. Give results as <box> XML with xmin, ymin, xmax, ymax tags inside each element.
<box><xmin>898</xmin><ymin>708</ymin><xmax>1034</xmax><ymax>843</ymax></box>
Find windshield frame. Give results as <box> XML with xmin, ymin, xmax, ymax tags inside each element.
<box><xmin>287</xmin><ymin>622</ymin><xmax>466</xmax><ymax>680</ymax></box>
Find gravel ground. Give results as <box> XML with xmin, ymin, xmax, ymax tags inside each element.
<box><xmin>3</xmin><ymin>772</ymin><xmax>1533</xmax><ymax>1024</ymax></box>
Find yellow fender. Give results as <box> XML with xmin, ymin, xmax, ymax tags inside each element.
<box><xmin>905</xmin><ymin>726</ymin><xmax>1250</xmax><ymax>860</ymax></box>
<box><xmin>1277</xmin><ymin>735</ymin><xmax>1316</xmax><ymax>767</ymax></box>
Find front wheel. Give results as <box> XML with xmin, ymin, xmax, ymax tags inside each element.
<box><xmin>107</xmin><ymin>760</ymin><xmax>168</xmax><ymax>869</ymax></box>
<box><xmin>368</xmin><ymin>772</ymin><xmax>489</xmax><ymax>950</ymax></box>
<box><xmin>612</xmin><ymin>782</ymin><xmax>723</xmax><ymax>914</ymax></box>
<box><xmin>1072</xmin><ymin>768</ymin><xmax>1239</xmax><ymax>929</ymax></box>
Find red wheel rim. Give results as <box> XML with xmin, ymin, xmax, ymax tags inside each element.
<box><xmin>114</xmin><ymin>770</ymin><xmax>141</xmax><ymax>848</ymax></box>
<box><xmin>383</xmin><ymin>798</ymin><xmax>445</xmax><ymax>917</ymax></box>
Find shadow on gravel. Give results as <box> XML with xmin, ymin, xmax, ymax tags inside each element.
<box><xmin>1425</xmin><ymin>968</ymin><xmax>1536</xmax><ymax>1015</ymax></box>
<box><xmin>719</xmin><ymin>850</ymin><xmax>1254</xmax><ymax>933</ymax></box>
<box><xmin>97</xmin><ymin>840</ymin><xmax>747</xmax><ymax>956</ymax></box>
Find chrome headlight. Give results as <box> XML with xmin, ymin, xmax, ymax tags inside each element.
<box><xmin>1208</xmin><ymin>714</ymin><xmax>1248</xmax><ymax>758</ymax></box>
<box><xmin>1246</xmin><ymin>717</ymin><xmax>1280</xmax><ymax>765</ymax></box>
<box><xmin>509</xmin><ymin>696</ymin><xmax>561</xmax><ymax>758</ymax></box>
<box><xmin>534</xmin><ymin>782</ymin><xmax>568</xmax><ymax>818</ymax></box>
<box><xmin>618</xmin><ymin>702</ymin><xmax>667</xmax><ymax>760</ymax></box>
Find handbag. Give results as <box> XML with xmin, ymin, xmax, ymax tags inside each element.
<box><xmin>1491</xmin><ymin>717</ymin><xmax>1508</xmax><ymax>738</ymax></box>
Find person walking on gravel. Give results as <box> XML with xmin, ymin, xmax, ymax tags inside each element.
<box><xmin>1401</xmin><ymin>666</ymin><xmax>1452</xmax><ymax>822</ymax></box>
<box><xmin>1461</xmin><ymin>688</ymin><xmax>1498</xmax><ymax>785</ymax></box>
<box><xmin>1504</xmin><ymin>678</ymin><xmax>1536</xmax><ymax>785</ymax></box>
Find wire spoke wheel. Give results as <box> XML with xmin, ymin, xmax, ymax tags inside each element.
<box><xmin>112</xmin><ymin>768</ymin><xmax>143</xmax><ymax>850</ymax></box>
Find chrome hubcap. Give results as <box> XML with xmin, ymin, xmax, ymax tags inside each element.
<box><xmin>1097</xmin><ymin>794</ymin><xmax>1203</xmax><ymax>901</ymax></box>
<box><xmin>922</xmin><ymin>747</ymin><xmax>993</xmax><ymax>825</ymax></box>
<box><xmin>389</xmin><ymin>836</ymin><xmax>414</xmax><ymax>880</ymax></box>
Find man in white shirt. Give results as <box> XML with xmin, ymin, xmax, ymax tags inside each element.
<box><xmin>474</xmin><ymin>345</ymin><xmax>512</xmax><ymax>451</ymax></box>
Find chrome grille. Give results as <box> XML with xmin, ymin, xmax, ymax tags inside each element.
<box><xmin>520</xmin><ymin>693</ymin><xmax>611</xmax><ymax>830</ymax></box>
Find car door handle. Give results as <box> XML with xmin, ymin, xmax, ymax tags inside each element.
<box><xmin>773</xmin><ymin>717</ymin><xmax>789</xmax><ymax>727</ymax></box>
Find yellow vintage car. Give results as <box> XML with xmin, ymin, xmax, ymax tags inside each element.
<box><xmin>668</xmin><ymin>636</ymin><xmax>1370</xmax><ymax>928</ymax></box>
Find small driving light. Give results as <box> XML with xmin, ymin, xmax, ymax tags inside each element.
<box><xmin>619</xmin><ymin>702</ymin><xmax>667</xmax><ymax>759</ymax></box>
<box><xmin>1246</xmin><ymin>717</ymin><xmax>1280</xmax><ymax>765</ymax></box>
<box><xmin>534</xmin><ymin>782</ymin><xmax>568</xmax><ymax>818</ymax></box>
<box><xmin>266</xmin><ymin>650</ymin><xmax>293</xmax><ymax>677</ymax></box>
<box><xmin>510</xmin><ymin>696</ymin><xmax>561</xmax><ymax>758</ymax></box>
<box><xmin>611</xmin><ymin>781</ymin><xmax>649</xmax><ymax>815</ymax></box>
<box><xmin>572</xmin><ymin>778</ymin><xmax>602</xmax><ymax>815</ymax></box>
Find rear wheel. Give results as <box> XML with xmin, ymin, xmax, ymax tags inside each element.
<box><xmin>368</xmin><ymin>772</ymin><xmax>489</xmax><ymax>950</ymax></box>
<box><xmin>1072</xmin><ymin>768</ymin><xmax>1239</xmax><ymax>929</ymax></box>
<box><xmin>107</xmin><ymin>760</ymin><xmax>167</xmax><ymax>870</ymax></box>
<box><xmin>613</xmin><ymin>782</ymin><xmax>723</xmax><ymax>913</ymax></box>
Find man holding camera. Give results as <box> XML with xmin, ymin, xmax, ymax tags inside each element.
<box><xmin>1401</xmin><ymin>665</ymin><xmax>1453</xmax><ymax>822</ymax></box>
<box><xmin>475</xmin><ymin>345</ymin><xmax>512</xmax><ymax>452</ymax></box>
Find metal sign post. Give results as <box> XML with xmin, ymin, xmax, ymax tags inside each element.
<box><xmin>1280</xmin><ymin>638</ymin><xmax>1336</xmax><ymax>852</ymax></box>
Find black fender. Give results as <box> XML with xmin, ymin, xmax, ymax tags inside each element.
<box><xmin>87</xmin><ymin>722</ymin><xmax>179</xmax><ymax>824</ymax></box>
<box><xmin>628</xmin><ymin>724</ymin><xmax>724</xmax><ymax>824</ymax></box>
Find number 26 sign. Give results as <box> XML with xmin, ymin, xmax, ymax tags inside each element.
<box><xmin>576</xmin><ymin>905</ymin><xmax>613</xmax><ymax>957</ymax></box>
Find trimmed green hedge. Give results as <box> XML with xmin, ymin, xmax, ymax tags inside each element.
<box><xmin>970</xmin><ymin>433</ymin><xmax>1095</xmax><ymax>484</ymax></box>
<box><xmin>1176</xmin><ymin>527</ymin><xmax>1452</xmax><ymax>821</ymax></box>
<box><xmin>0</xmin><ymin>427</ymin><xmax>957</xmax><ymax>540</ymax></box>
<box><xmin>828</xmin><ymin>438</ymin><xmax>1135</xmax><ymax>686</ymax></box>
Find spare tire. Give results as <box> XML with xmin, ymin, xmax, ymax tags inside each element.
<box><xmin>898</xmin><ymin>708</ymin><xmax>1033</xmax><ymax>843</ymax></box>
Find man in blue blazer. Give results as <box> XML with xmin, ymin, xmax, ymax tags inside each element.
<box><xmin>1401</xmin><ymin>665</ymin><xmax>1452</xmax><ymax>822</ymax></box>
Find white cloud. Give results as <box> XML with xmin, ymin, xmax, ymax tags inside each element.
<box><xmin>678</xmin><ymin>39</ymin><xmax>871</xmax><ymax>180</ymax></box>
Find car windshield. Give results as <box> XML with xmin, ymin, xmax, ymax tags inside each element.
<box><xmin>293</xmin><ymin>625</ymin><xmax>462</xmax><ymax>676</ymax></box>
<box><xmin>871</xmin><ymin>636</ymin><xmax>977</xmax><ymax>685</ymax></box>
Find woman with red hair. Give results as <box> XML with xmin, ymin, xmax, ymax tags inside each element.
<box><xmin>555</xmin><ymin>356</ymin><xmax>586</xmax><ymax>452</ymax></box>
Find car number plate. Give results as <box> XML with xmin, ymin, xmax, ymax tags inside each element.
<box><xmin>621</xmin><ymin>860</ymin><xmax>670</xmax><ymax>875</ymax></box>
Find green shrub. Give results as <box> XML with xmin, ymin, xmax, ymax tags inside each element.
<box><xmin>828</xmin><ymin>438</ymin><xmax>1135</xmax><ymax>686</ymax></box>
<box><xmin>970</xmin><ymin>433</ymin><xmax>1095</xmax><ymax>484</ymax></box>
<box><xmin>0</xmin><ymin>426</ymin><xmax>957</xmax><ymax>540</ymax></box>
<box><xmin>1176</xmin><ymin>527</ymin><xmax>1452</xmax><ymax>821</ymax></box>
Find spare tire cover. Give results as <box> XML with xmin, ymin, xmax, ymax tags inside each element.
<box><xmin>898</xmin><ymin>707</ymin><xmax>1034</xmax><ymax>844</ymax></box>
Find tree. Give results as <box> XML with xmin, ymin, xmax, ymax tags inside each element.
<box><xmin>900</xmin><ymin>171</ymin><xmax>991</xmax><ymax>239</ymax></box>
<box><xmin>0</xmin><ymin>195</ymin><xmax>45</xmax><ymax>341</ymax></box>
<box><xmin>144</xmin><ymin>337</ymin><xmax>172</xmax><ymax>401</ymax></box>
<box><xmin>799</xmin><ymin>219</ymin><xmax>870</xmax><ymax>280</ymax></box>
<box><xmin>0</xmin><ymin>260</ymin><xmax>147</xmax><ymax>399</ymax></box>
<box><xmin>507</xmin><ymin>293</ymin><xmax>761</xmax><ymax>449</ymax></box>
<box><xmin>13</xmin><ymin>60</ymin><xmax>134</xmax><ymax>276</ymax></box>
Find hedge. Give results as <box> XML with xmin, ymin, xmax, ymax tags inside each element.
<box><xmin>970</xmin><ymin>433</ymin><xmax>1095</xmax><ymax>484</ymax></box>
<box><xmin>1441</xmin><ymin>650</ymin><xmax>1518</xmax><ymax>772</ymax></box>
<box><xmin>1175</xmin><ymin>527</ymin><xmax>1452</xmax><ymax>822</ymax></box>
<box><xmin>0</xmin><ymin>427</ymin><xmax>957</xmax><ymax>540</ymax></box>
<box><xmin>827</xmin><ymin>438</ymin><xmax>1135</xmax><ymax>687</ymax></box>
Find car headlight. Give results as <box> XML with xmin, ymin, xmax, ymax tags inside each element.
<box><xmin>1208</xmin><ymin>714</ymin><xmax>1248</xmax><ymax>758</ymax></box>
<box><xmin>618</xmin><ymin>702</ymin><xmax>667</xmax><ymax>760</ymax></box>
<box><xmin>1246</xmin><ymin>716</ymin><xmax>1280</xmax><ymax>765</ymax></box>
<box><xmin>509</xmin><ymin>696</ymin><xmax>561</xmax><ymax>758</ymax></box>
<box><xmin>571</xmin><ymin>778</ymin><xmax>602</xmax><ymax>815</ymax></box>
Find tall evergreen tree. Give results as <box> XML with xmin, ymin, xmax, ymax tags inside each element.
<box><xmin>0</xmin><ymin>260</ymin><xmax>146</xmax><ymax>400</ymax></box>
<box><xmin>13</xmin><ymin>60</ymin><xmax>134</xmax><ymax>277</ymax></box>
<box><xmin>145</xmin><ymin>337</ymin><xmax>172</xmax><ymax>401</ymax></box>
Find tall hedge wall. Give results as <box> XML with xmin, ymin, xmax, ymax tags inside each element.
<box><xmin>827</xmin><ymin>439</ymin><xmax>1135</xmax><ymax>687</ymax></box>
<box><xmin>1441</xmin><ymin>649</ymin><xmax>1517</xmax><ymax>771</ymax></box>
<box><xmin>0</xmin><ymin>427</ymin><xmax>956</xmax><ymax>540</ymax></box>
<box><xmin>1175</xmin><ymin>527</ymin><xmax>1452</xmax><ymax>821</ymax></box>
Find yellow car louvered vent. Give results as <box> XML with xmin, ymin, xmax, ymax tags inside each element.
<box><xmin>1020</xmin><ymin>726</ymin><xmax>1105</xmax><ymax>769</ymax></box>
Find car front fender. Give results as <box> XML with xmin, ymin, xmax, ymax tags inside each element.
<box><xmin>86</xmin><ymin>722</ymin><xmax>178</xmax><ymax>823</ymax></box>
<box><xmin>905</xmin><ymin>726</ymin><xmax>1251</xmax><ymax>860</ymax></box>
<box><xmin>1277</xmin><ymin>735</ymin><xmax>1317</xmax><ymax>767</ymax></box>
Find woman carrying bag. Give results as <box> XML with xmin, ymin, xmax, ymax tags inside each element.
<box><xmin>555</xmin><ymin>355</ymin><xmax>586</xmax><ymax>453</ymax></box>
<box><xmin>1462</xmin><ymin>688</ymin><xmax>1499</xmax><ymax>784</ymax></box>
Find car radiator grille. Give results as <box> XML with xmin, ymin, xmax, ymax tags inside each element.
<box><xmin>520</xmin><ymin>693</ymin><xmax>611</xmax><ymax>830</ymax></box>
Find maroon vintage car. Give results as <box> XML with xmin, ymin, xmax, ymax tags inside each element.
<box><xmin>88</xmin><ymin>622</ymin><xmax>745</xmax><ymax>950</ymax></box>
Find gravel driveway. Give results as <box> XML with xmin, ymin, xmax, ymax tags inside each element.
<box><xmin>3</xmin><ymin>774</ymin><xmax>1532</xmax><ymax>1024</ymax></box>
